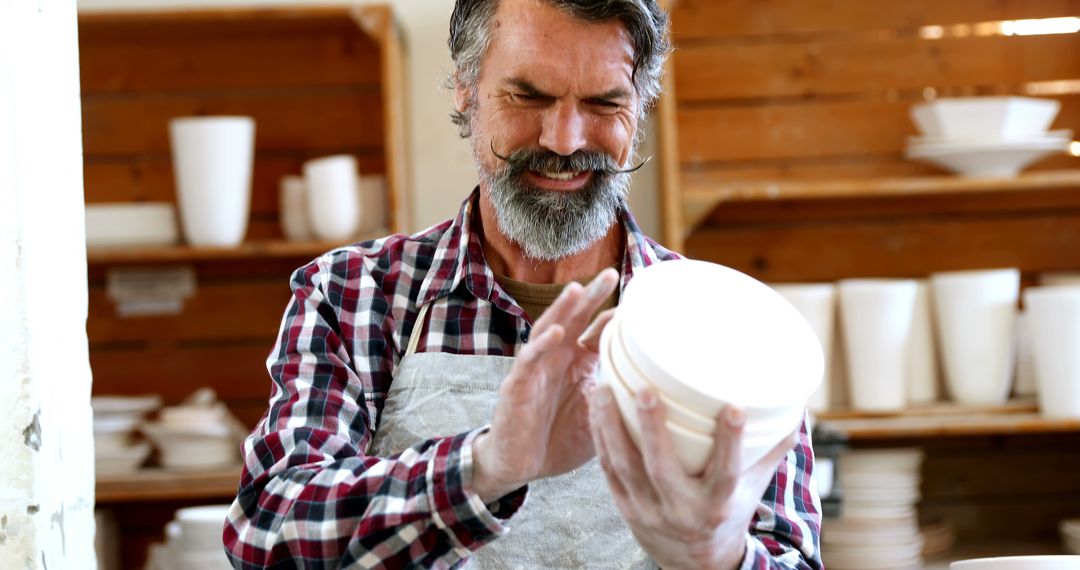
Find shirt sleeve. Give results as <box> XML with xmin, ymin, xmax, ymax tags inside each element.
<box><xmin>222</xmin><ymin>253</ymin><xmax>524</xmax><ymax>569</ymax></box>
<box><xmin>737</xmin><ymin>413</ymin><xmax>824</xmax><ymax>570</ymax></box>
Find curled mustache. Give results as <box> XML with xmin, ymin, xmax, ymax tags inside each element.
<box><xmin>490</xmin><ymin>139</ymin><xmax>651</xmax><ymax>175</ymax></box>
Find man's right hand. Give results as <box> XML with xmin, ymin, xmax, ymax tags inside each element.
<box><xmin>470</xmin><ymin>268</ymin><xmax>619</xmax><ymax>503</ymax></box>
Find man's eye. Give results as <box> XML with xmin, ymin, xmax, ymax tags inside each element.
<box><xmin>512</xmin><ymin>93</ymin><xmax>541</xmax><ymax>102</ymax></box>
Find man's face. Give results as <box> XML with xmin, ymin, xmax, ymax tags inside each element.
<box><xmin>457</xmin><ymin>0</ymin><xmax>641</xmax><ymax>261</ymax></box>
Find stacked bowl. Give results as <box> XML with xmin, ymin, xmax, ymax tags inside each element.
<box><xmin>597</xmin><ymin>260</ymin><xmax>823</xmax><ymax>474</ymax></box>
<box><xmin>142</xmin><ymin>389</ymin><xmax>246</xmax><ymax>470</ymax></box>
<box><xmin>146</xmin><ymin>505</ymin><xmax>234</xmax><ymax>570</ymax></box>
<box><xmin>92</xmin><ymin>395</ymin><xmax>161</xmax><ymax>475</ymax></box>
<box><xmin>822</xmin><ymin>448</ymin><xmax>925</xmax><ymax>569</ymax></box>
<box><xmin>905</xmin><ymin>96</ymin><xmax>1071</xmax><ymax>177</ymax></box>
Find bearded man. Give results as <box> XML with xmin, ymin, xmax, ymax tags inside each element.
<box><xmin>224</xmin><ymin>1</ymin><xmax>822</xmax><ymax>568</ymax></box>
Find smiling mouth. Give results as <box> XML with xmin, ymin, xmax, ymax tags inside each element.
<box><xmin>539</xmin><ymin>170</ymin><xmax>583</xmax><ymax>181</ymax></box>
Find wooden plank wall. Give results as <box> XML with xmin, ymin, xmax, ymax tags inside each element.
<box><xmin>80</xmin><ymin>11</ymin><xmax>393</xmax><ymax>427</ymax></box>
<box><xmin>668</xmin><ymin>0</ymin><xmax>1080</xmax><ymax>280</ymax></box>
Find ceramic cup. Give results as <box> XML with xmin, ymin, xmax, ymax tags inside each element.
<box><xmin>907</xmin><ymin>281</ymin><xmax>940</xmax><ymax>405</ymax></box>
<box><xmin>1023</xmin><ymin>286</ymin><xmax>1080</xmax><ymax>418</ymax></box>
<box><xmin>303</xmin><ymin>155</ymin><xmax>361</xmax><ymax>241</ymax></box>
<box><xmin>931</xmin><ymin>268</ymin><xmax>1019</xmax><ymax>406</ymax></box>
<box><xmin>168</xmin><ymin>116</ymin><xmax>255</xmax><ymax>247</ymax></box>
<box><xmin>772</xmin><ymin>283</ymin><xmax>836</xmax><ymax>413</ymax></box>
<box><xmin>279</xmin><ymin>175</ymin><xmax>312</xmax><ymax>241</ymax></box>
<box><xmin>838</xmin><ymin>279</ymin><xmax>919</xmax><ymax>411</ymax></box>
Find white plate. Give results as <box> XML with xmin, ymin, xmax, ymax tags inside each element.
<box><xmin>905</xmin><ymin>139</ymin><xmax>1069</xmax><ymax>177</ymax></box>
<box><xmin>92</xmin><ymin>395</ymin><xmax>163</xmax><ymax>416</ymax></box>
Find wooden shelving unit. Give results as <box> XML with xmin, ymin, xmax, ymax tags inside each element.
<box><xmin>97</xmin><ymin>467</ymin><xmax>240</xmax><ymax>504</ymax></box>
<box><xmin>87</xmin><ymin>231</ymin><xmax>386</xmax><ymax>265</ymax></box>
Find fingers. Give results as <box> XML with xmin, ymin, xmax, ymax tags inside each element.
<box><xmin>539</xmin><ymin>268</ymin><xmax>619</xmax><ymax>339</ymax></box>
<box><xmin>704</xmin><ymin>405</ymin><xmax>746</xmax><ymax>500</ymax></box>
<box><xmin>632</xmin><ymin>388</ymin><xmax>690</xmax><ymax>497</ymax></box>
<box><xmin>577</xmin><ymin>308</ymin><xmax>616</xmax><ymax>352</ymax></box>
<box><xmin>588</xmin><ymin>384</ymin><xmax>658</xmax><ymax>510</ymax></box>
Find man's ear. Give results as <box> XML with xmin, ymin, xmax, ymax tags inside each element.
<box><xmin>453</xmin><ymin>75</ymin><xmax>471</xmax><ymax>115</ymax></box>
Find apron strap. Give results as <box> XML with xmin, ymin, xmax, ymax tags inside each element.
<box><xmin>404</xmin><ymin>301</ymin><xmax>432</xmax><ymax>357</ymax></box>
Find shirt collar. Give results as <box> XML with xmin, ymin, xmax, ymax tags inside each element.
<box><xmin>415</xmin><ymin>187</ymin><xmax>671</xmax><ymax>308</ymax></box>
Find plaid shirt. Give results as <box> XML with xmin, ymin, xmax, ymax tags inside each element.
<box><xmin>224</xmin><ymin>189</ymin><xmax>823</xmax><ymax>569</ymax></box>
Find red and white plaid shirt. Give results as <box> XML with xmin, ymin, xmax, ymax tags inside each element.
<box><xmin>223</xmin><ymin>189</ymin><xmax>823</xmax><ymax>569</ymax></box>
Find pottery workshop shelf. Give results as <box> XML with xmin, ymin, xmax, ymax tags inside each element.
<box><xmin>96</xmin><ymin>467</ymin><xmax>240</xmax><ymax>504</ymax></box>
<box><xmin>817</xmin><ymin>400</ymin><xmax>1080</xmax><ymax>440</ymax></box>
<box><xmin>86</xmin><ymin>231</ymin><xmax>386</xmax><ymax>266</ymax></box>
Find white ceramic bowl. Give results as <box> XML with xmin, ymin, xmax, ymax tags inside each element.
<box><xmin>618</xmin><ymin>260</ymin><xmax>823</xmax><ymax>416</ymax></box>
<box><xmin>85</xmin><ymin>203</ymin><xmax>180</xmax><ymax>248</ymax></box>
<box><xmin>601</xmin><ymin>353</ymin><xmax>714</xmax><ymax>475</ymax></box>
<box><xmin>910</xmin><ymin>97</ymin><xmax>1061</xmax><ymax>140</ymax></box>
<box><xmin>905</xmin><ymin>138</ymin><xmax>1069</xmax><ymax>178</ymax></box>
<box><xmin>950</xmin><ymin>556</ymin><xmax>1080</xmax><ymax>569</ymax></box>
<box><xmin>92</xmin><ymin>395</ymin><xmax>163</xmax><ymax>416</ymax></box>
<box><xmin>95</xmin><ymin>442</ymin><xmax>152</xmax><ymax>475</ymax></box>
<box><xmin>839</xmin><ymin>449</ymin><xmax>924</xmax><ymax>474</ymax></box>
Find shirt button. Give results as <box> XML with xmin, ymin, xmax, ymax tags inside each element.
<box><xmin>520</xmin><ymin>327</ymin><xmax>530</xmax><ymax>343</ymax></box>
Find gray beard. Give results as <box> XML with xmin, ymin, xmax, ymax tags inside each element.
<box><xmin>478</xmin><ymin>156</ymin><xmax>631</xmax><ymax>262</ymax></box>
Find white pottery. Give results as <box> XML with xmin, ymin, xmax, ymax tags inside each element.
<box><xmin>279</xmin><ymin>175</ymin><xmax>312</xmax><ymax>241</ymax></box>
<box><xmin>907</xmin><ymin>281</ymin><xmax>940</xmax><ymax>404</ymax></box>
<box><xmin>1024</xmin><ymin>286</ymin><xmax>1080</xmax><ymax>418</ymax></box>
<box><xmin>303</xmin><ymin>154</ymin><xmax>361</xmax><ymax>241</ymax></box>
<box><xmin>838</xmin><ymin>279</ymin><xmax>919</xmax><ymax>411</ymax></box>
<box><xmin>950</xmin><ymin>556</ymin><xmax>1080</xmax><ymax>570</ymax></box>
<box><xmin>909</xmin><ymin>96</ymin><xmax>1060</xmax><ymax>140</ymax></box>
<box><xmin>168</xmin><ymin>116</ymin><xmax>255</xmax><ymax>246</ymax></box>
<box><xmin>931</xmin><ymin>268</ymin><xmax>1019</xmax><ymax>406</ymax></box>
<box><xmin>771</xmin><ymin>283</ymin><xmax>837</xmax><ymax>413</ymax></box>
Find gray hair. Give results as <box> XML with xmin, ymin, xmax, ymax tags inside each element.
<box><xmin>447</xmin><ymin>0</ymin><xmax>671</xmax><ymax>138</ymax></box>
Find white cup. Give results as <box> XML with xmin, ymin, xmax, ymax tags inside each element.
<box><xmin>1024</xmin><ymin>286</ymin><xmax>1080</xmax><ymax>418</ymax></box>
<box><xmin>838</xmin><ymin>279</ymin><xmax>919</xmax><ymax>411</ymax></box>
<box><xmin>303</xmin><ymin>155</ymin><xmax>361</xmax><ymax>241</ymax></box>
<box><xmin>931</xmin><ymin>268</ymin><xmax>1019</xmax><ymax>406</ymax></box>
<box><xmin>278</xmin><ymin>175</ymin><xmax>312</xmax><ymax>241</ymax></box>
<box><xmin>772</xmin><ymin>283</ymin><xmax>836</xmax><ymax>413</ymax></box>
<box><xmin>907</xmin><ymin>281</ymin><xmax>940</xmax><ymax>405</ymax></box>
<box><xmin>1013</xmin><ymin>310</ymin><xmax>1038</xmax><ymax>397</ymax></box>
<box><xmin>168</xmin><ymin>116</ymin><xmax>255</xmax><ymax>247</ymax></box>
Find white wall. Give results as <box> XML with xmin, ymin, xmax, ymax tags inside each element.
<box><xmin>0</xmin><ymin>0</ymin><xmax>97</xmax><ymax>567</ymax></box>
<box><xmin>77</xmin><ymin>0</ymin><xmax>662</xmax><ymax>236</ymax></box>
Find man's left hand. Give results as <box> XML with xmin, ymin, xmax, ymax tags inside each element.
<box><xmin>588</xmin><ymin>383</ymin><xmax>799</xmax><ymax>570</ymax></box>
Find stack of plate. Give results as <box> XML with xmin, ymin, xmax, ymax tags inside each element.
<box><xmin>597</xmin><ymin>259</ymin><xmax>824</xmax><ymax>474</ymax></box>
<box><xmin>92</xmin><ymin>395</ymin><xmax>161</xmax><ymax>475</ymax></box>
<box><xmin>146</xmin><ymin>505</ymin><xmax>233</xmax><ymax>570</ymax></box>
<box><xmin>142</xmin><ymin>389</ymin><xmax>246</xmax><ymax>470</ymax></box>
<box><xmin>822</xmin><ymin>448</ymin><xmax>924</xmax><ymax>569</ymax></box>
<box><xmin>1062</xmin><ymin>519</ymin><xmax>1080</xmax><ymax>554</ymax></box>
<box><xmin>85</xmin><ymin>203</ymin><xmax>180</xmax><ymax>248</ymax></box>
<box><xmin>905</xmin><ymin>97</ymin><xmax>1072</xmax><ymax>177</ymax></box>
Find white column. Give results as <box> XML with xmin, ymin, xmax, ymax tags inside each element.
<box><xmin>0</xmin><ymin>0</ymin><xmax>97</xmax><ymax>567</ymax></box>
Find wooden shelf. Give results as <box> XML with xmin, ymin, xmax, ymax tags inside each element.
<box><xmin>97</xmin><ymin>467</ymin><xmax>240</xmax><ymax>504</ymax></box>
<box><xmin>816</xmin><ymin>400</ymin><xmax>1080</xmax><ymax>440</ymax></box>
<box><xmin>87</xmin><ymin>231</ymin><xmax>387</xmax><ymax>265</ymax></box>
<box><xmin>678</xmin><ymin>169</ymin><xmax>1080</xmax><ymax>245</ymax></box>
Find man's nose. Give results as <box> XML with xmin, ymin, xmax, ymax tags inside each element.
<box><xmin>539</xmin><ymin>101</ymin><xmax>587</xmax><ymax>157</ymax></box>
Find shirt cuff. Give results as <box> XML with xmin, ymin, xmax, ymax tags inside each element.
<box><xmin>425</xmin><ymin>427</ymin><xmax>527</xmax><ymax>558</ymax></box>
<box><xmin>737</xmin><ymin>533</ymin><xmax>761</xmax><ymax>570</ymax></box>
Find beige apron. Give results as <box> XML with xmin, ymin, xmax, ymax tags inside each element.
<box><xmin>368</xmin><ymin>302</ymin><xmax>652</xmax><ymax>569</ymax></box>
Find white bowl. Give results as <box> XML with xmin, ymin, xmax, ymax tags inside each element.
<box><xmin>601</xmin><ymin>356</ymin><xmax>714</xmax><ymax>475</ymax></box>
<box><xmin>92</xmin><ymin>395</ymin><xmax>163</xmax><ymax>416</ymax></box>
<box><xmin>618</xmin><ymin>260</ymin><xmax>823</xmax><ymax>415</ymax></box>
<box><xmin>950</xmin><ymin>556</ymin><xmax>1080</xmax><ymax>569</ymax></box>
<box><xmin>905</xmin><ymin>137</ymin><xmax>1069</xmax><ymax>177</ymax></box>
<box><xmin>85</xmin><ymin>203</ymin><xmax>180</xmax><ymax>248</ymax></box>
<box><xmin>839</xmin><ymin>449</ymin><xmax>923</xmax><ymax>474</ymax></box>
<box><xmin>910</xmin><ymin>97</ymin><xmax>1061</xmax><ymax>139</ymax></box>
<box><xmin>908</xmin><ymin>129</ymin><xmax>1072</xmax><ymax>147</ymax></box>
<box><xmin>95</xmin><ymin>442</ymin><xmax>152</xmax><ymax>475</ymax></box>
<box><xmin>93</xmin><ymin>414</ymin><xmax>143</xmax><ymax>434</ymax></box>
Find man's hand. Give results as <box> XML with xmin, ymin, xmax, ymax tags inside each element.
<box><xmin>470</xmin><ymin>268</ymin><xmax>619</xmax><ymax>503</ymax></box>
<box><xmin>588</xmin><ymin>380</ymin><xmax>800</xmax><ymax>570</ymax></box>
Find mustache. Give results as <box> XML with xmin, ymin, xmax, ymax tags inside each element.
<box><xmin>490</xmin><ymin>139</ymin><xmax>651</xmax><ymax>175</ymax></box>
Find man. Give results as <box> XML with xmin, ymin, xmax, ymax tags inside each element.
<box><xmin>224</xmin><ymin>1</ymin><xmax>822</xmax><ymax>568</ymax></box>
